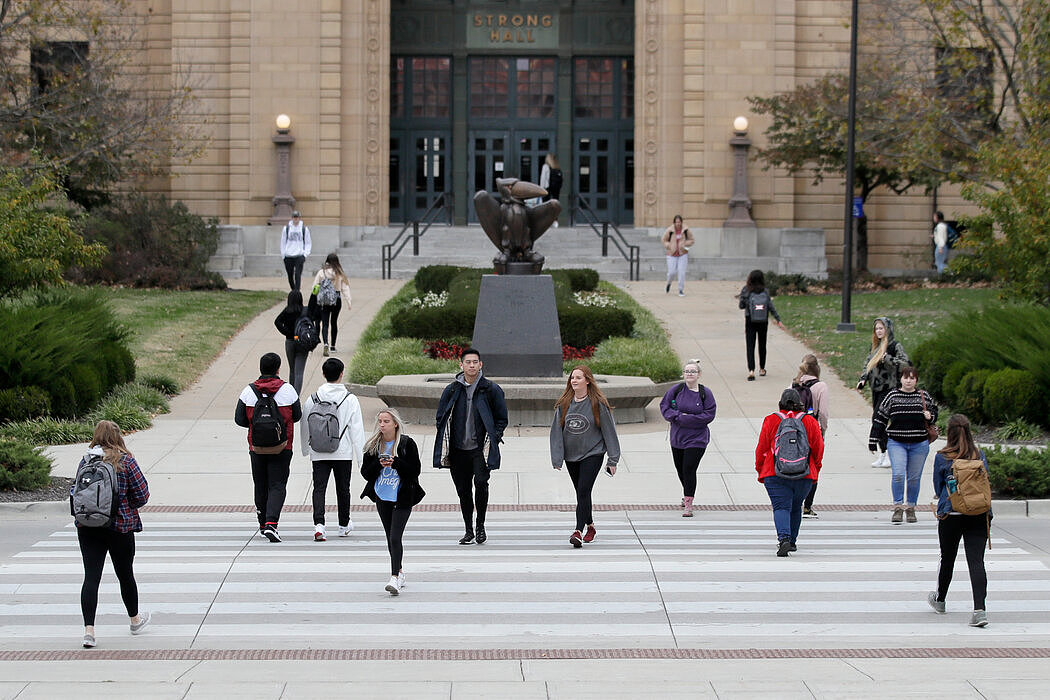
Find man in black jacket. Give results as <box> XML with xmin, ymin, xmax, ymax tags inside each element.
<box><xmin>434</xmin><ymin>348</ymin><xmax>508</xmax><ymax>544</ymax></box>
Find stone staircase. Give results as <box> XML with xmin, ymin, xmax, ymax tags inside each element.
<box><xmin>209</xmin><ymin>223</ymin><xmax>827</xmax><ymax>282</ymax></box>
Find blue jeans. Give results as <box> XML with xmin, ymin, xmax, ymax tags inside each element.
<box><xmin>935</xmin><ymin>245</ymin><xmax>947</xmax><ymax>274</ymax></box>
<box><xmin>763</xmin><ymin>476</ymin><xmax>813</xmax><ymax>543</ymax></box>
<box><xmin>887</xmin><ymin>439</ymin><xmax>929</xmax><ymax>506</ymax></box>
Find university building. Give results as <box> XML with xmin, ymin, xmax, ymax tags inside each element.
<box><xmin>132</xmin><ymin>1</ymin><xmax>957</xmax><ymax>273</ymax></box>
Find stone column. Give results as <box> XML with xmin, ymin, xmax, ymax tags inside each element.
<box><xmin>724</xmin><ymin>129</ymin><xmax>756</xmax><ymax>228</ymax></box>
<box><xmin>269</xmin><ymin>129</ymin><xmax>296</xmax><ymax>225</ymax></box>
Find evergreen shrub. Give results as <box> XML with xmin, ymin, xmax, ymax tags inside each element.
<box><xmin>0</xmin><ymin>439</ymin><xmax>52</xmax><ymax>491</ymax></box>
<box><xmin>414</xmin><ymin>265</ymin><xmax>473</xmax><ymax>294</ymax></box>
<box><xmin>558</xmin><ymin>306</ymin><xmax>634</xmax><ymax>347</ymax></box>
<box><xmin>953</xmin><ymin>369</ymin><xmax>994</xmax><ymax>423</ymax></box>
<box><xmin>987</xmin><ymin>446</ymin><xmax>1050</xmax><ymax>499</ymax></box>
<box><xmin>0</xmin><ymin>386</ymin><xmax>51</xmax><ymax>423</ymax></box>
<box><xmin>983</xmin><ymin>368</ymin><xmax>1040</xmax><ymax>423</ymax></box>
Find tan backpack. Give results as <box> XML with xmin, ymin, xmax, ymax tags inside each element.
<box><xmin>949</xmin><ymin>458</ymin><xmax>992</xmax><ymax>516</ymax></box>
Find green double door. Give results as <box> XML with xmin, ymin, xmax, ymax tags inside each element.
<box><xmin>467</xmin><ymin>129</ymin><xmax>554</xmax><ymax>223</ymax></box>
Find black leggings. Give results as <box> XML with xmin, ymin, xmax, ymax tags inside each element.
<box><xmin>375</xmin><ymin>500</ymin><xmax>412</xmax><ymax>576</ymax></box>
<box><xmin>671</xmin><ymin>446</ymin><xmax>705</xmax><ymax>498</ymax></box>
<box><xmin>319</xmin><ymin>298</ymin><xmax>342</xmax><ymax>347</ymax></box>
<box><xmin>449</xmin><ymin>448</ymin><xmax>489</xmax><ymax>530</ymax></box>
<box><xmin>312</xmin><ymin>459</ymin><xmax>351</xmax><ymax>527</ymax></box>
<box><xmin>744</xmin><ymin>318</ymin><xmax>769</xmax><ymax>372</ymax></box>
<box><xmin>936</xmin><ymin>514</ymin><xmax>989</xmax><ymax>610</ymax></box>
<box><xmin>77</xmin><ymin>527</ymin><xmax>138</xmax><ymax>627</ymax></box>
<box><xmin>283</xmin><ymin>255</ymin><xmax>305</xmax><ymax>291</ymax></box>
<box><xmin>566</xmin><ymin>454</ymin><xmax>603</xmax><ymax>531</ymax></box>
<box><xmin>870</xmin><ymin>388</ymin><xmax>890</xmax><ymax>453</ymax></box>
<box><xmin>283</xmin><ymin>339</ymin><xmax>308</xmax><ymax>396</ymax></box>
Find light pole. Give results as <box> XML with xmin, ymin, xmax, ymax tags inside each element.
<box><xmin>837</xmin><ymin>0</ymin><xmax>859</xmax><ymax>332</ymax></box>
<box><xmin>724</xmin><ymin>116</ymin><xmax>757</xmax><ymax>228</ymax></box>
<box><xmin>268</xmin><ymin>113</ymin><xmax>297</xmax><ymax>225</ymax></box>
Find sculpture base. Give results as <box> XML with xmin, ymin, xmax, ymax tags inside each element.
<box><xmin>493</xmin><ymin>260</ymin><xmax>544</xmax><ymax>275</ymax></box>
<box><xmin>472</xmin><ymin>275</ymin><xmax>562</xmax><ymax>377</ymax></box>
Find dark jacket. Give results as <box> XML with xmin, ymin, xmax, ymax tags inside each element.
<box><xmin>360</xmin><ymin>435</ymin><xmax>425</xmax><ymax>508</ymax></box>
<box><xmin>933</xmin><ymin>450</ymin><xmax>991</xmax><ymax>518</ymax></box>
<box><xmin>859</xmin><ymin>316</ymin><xmax>909</xmax><ymax>395</ymax></box>
<box><xmin>659</xmin><ymin>382</ymin><xmax>717</xmax><ymax>449</ymax></box>
<box><xmin>434</xmin><ymin>372</ymin><xmax>508</xmax><ymax>469</ymax></box>
<box><xmin>274</xmin><ymin>304</ymin><xmax>320</xmax><ymax>340</ymax></box>
<box><xmin>738</xmin><ymin>285</ymin><xmax>782</xmax><ymax>323</ymax></box>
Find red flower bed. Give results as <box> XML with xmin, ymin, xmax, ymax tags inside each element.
<box><xmin>423</xmin><ymin>340</ymin><xmax>467</xmax><ymax>360</ymax></box>
<box><xmin>563</xmin><ymin>344</ymin><xmax>595</xmax><ymax>361</ymax></box>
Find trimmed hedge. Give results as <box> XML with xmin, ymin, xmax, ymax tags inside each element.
<box><xmin>0</xmin><ymin>439</ymin><xmax>52</xmax><ymax>491</ymax></box>
<box><xmin>988</xmin><ymin>445</ymin><xmax>1050</xmax><ymax>499</ymax></box>
<box><xmin>983</xmin><ymin>368</ymin><xmax>1040</xmax><ymax>423</ymax></box>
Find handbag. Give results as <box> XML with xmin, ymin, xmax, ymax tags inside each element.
<box><xmin>921</xmin><ymin>392</ymin><xmax>938</xmax><ymax>443</ymax></box>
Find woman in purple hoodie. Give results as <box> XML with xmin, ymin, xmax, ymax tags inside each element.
<box><xmin>660</xmin><ymin>359</ymin><xmax>717</xmax><ymax>516</ymax></box>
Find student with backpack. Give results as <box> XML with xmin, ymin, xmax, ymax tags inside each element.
<box><xmin>310</xmin><ymin>253</ymin><xmax>352</xmax><ymax>357</ymax></box>
<box><xmin>274</xmin><ymin>289</ymin><xmax>320</xmax><ymax>395</ymax></box>
<box><xmin>279</xmin><ymin>210</ymin><xmax>312</xmax><ymax>291</ymax></box>
<box><xmin>792</xmin><ymin>354</ymin><xmax>829</xmax><ymax>518</ymax></box>
<box><xmin>659</xmin><ymin>359</ymin><xmax>717</xmax><ymax>517</ymax></box>
<box><xmin>754</xmin><ymin>389</ymin><xmax>824</xmax><ymax>557</ymax></box>
<box><xmin>738</xmin><ymin>269</ymin><xmax>785</xmax><ymax>381</ymax></box>
<box><xmin>928</xmin><ymin>414</ymin><xmax>991</xmax><ymax>627</ymax></box>
<box><xmin>72</xmin><ymin>420</ymin><xmax>151</xmax><ymax>649</ymax></box>
<box><xmin>234</xmin><ymin>352</ymin><xmax>302</xmax><ymax>542</ymax></box>
<box><xmin>301</xmin><ymin>358</ymin><xmax>366</xmax><ymax>542</ymax></box>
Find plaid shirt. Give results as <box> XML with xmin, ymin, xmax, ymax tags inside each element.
<box><xmin>73</xmin><ymin>453</ymin><xmax>150</xmax><ymax>533</ymax></box>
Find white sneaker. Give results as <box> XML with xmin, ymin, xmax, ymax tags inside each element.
<box><xmin>314</xmin><ymin>524</ymin><xmax>326</xmax><ymax>542</ymax></box>
<box><xmin>397</xmin><ymin>571</ymin><xmax>406</xmax><ymax>589</ymax></box>
<box><xmin>338</xmin><ymin>524</ymin><xmax>353</xmax><ymax>537</ymax></box>
<box><xmin>880</xmin><ymin>452</ymin><xmax>892</xmax><ymax>467</ymax></box>
<box><xmin>871</xmin><ymin>454</ymin><xmax>883</xmax><ymax>467</ymax></box>
<box><xmin>385</xmin><ymin>576</ymin><xmax>401</xmax><ymax>596</ymax></box>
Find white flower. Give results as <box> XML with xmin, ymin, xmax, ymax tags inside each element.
<box><xmin>573</xmin><ymin>290</ymin><xmax>616</xmax><ymax>308</ymax></box>
<box><xmin>410</xmin><ymin>290</ymin><xmax>449</xmax><ymax>309</ymax></box>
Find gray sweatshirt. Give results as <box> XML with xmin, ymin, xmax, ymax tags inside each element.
<box><xmin>550</xmin><ymin>395</ymin><xmax>621</xmax><ymax>467</ymax></box>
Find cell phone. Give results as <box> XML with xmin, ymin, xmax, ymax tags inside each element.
<box><xmin>605</xmin><ymin>466</ymin><xmax>614</xmax><ymax>476</ymax></box>
<box><xmin>380</xmin><ymin>453</ymin><xmax>392</xmax><ymax>461</ymax></box>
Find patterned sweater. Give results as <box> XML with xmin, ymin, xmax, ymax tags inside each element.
<box><xmin>869</xmin><ymin>389</ymin><xmax>938</xmax><ymax>448</ymax></box>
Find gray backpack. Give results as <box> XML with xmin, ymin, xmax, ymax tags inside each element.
<box><xmin>307</xmin><ymin>392</ymin><xmax>349</xmax><ymax>453</ymax></box>
<box><xmin>70</xmin><ymin>454</ymin><xmax>119</xmax><ymax>527</ymax></box>
<box><xmin>773</xmin><ymin>412</ymin><xmax>811</xmax><ymax>479</ymax></box>
<box><xmin>748</xmin><ymin>290</ymin><xmax>771</xmax><ymax>323</ymax></box>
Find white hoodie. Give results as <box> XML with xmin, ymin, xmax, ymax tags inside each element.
<box><xmin>300</xmin><ymin>383</ymin><xmax>365</xmax><ymax>467</ymax></box>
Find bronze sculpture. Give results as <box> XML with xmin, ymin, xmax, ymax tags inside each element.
<box><xmin>474</xmin><ymin>178</ymin><xmax>561</xmax><ymax>273</ymax></box>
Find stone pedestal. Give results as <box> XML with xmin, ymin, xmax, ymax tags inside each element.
<box><xmin>471</xmin><ymin>275</ymin><xmax>562</xmax><ymax>377</ymax></box>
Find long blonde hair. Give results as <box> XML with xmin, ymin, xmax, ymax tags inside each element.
<box><xmin>864</xmin><ymin>320</ymin><xmax>890</xmax><ymax>374</ymax></box>
<box><xmin>363</xmin><ymin>409</ymin><xmax>406</xmax><ymax>456</ymax></box>
<box><xmin>795</xmin><ymin>354</ymin><xmax>820</xmax><ymax>384</ymax></box>
<box><xmin>89</xmin><ymin>420</ymin><xmax>130</xmax><ymax>472</ymax></box>
<box><xmin>554</xmin><ymin>365</ymin><xmax>611</xmax><ymax>428</ymax></box>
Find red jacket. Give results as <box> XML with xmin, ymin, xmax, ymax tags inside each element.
<box><xmin>754</xmin><ymin>410</ymin><xmax>824</xmax><ymax>482</ymax></box>
<box><xmin>235</xmin><ymin>376</ymin><xmax>301</xmax><ymax>451</ymax></box>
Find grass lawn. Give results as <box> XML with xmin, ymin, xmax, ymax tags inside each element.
<box><xmin>104</xmin><ymin>288</ymin><xmax>286</xmax><ymax>390</ymax></box>
<box><xmin>775</xmin><ymin>287</ymin><xmax>1000</xmax><ymax>393</ymax></box>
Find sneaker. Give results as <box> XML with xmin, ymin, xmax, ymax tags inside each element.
<box><xmin>665</xmin><ymin>281</ymin><xmax>671</xmax><ymax>293</ymax></box>
<box><xmin>927</xmin><ymin>592</ymin><xmax>946</xmax><ymax>614</ymax></box>
<box><xmin>777</xmin><ymin>539</ymin><xmax>791</xmax><ymax>557</ymax></box>
<box><xmin>759</xmin><ymin>369</ymin><xmax>767</xmax><ymax>377</ymax></box>
<box><xmin>338</xmin><ymin>524</ymin><xmax>353</xmax><ymax>537</ymax></box>
<box><xmin>583</xmin><ymin>524</ymin><xmax>597</xmax><ymax>543</ymax></box>
<box><xmin>458</xmin><ymin>531</ymin><xmax>475</xmax><ymax>545</ymax></box>
<box><xmin>880</xmin><ymin>452</ymin><xmax>892</xmax><ymax>467</ymax></box>
<box><xmin>82</xmin><ymin>633</ymin><xmax>96</xmax><ymax>648</ymax></box>
<box><xmin>747</xmin><ymin>372</ymin><xmax>755</xmax><ymax>381</ymax></box>
<box><xmin>130</xmin><ymin>611</ymin><xmax>151</xmax><ymax>635</ymax></box>
<box><xmin>385</xmin><ymin>576</ymin><xmax>401</xmax><ymax>596</ymax></box>
<box><xmin>802</xmin><ymin>506</ymin><xmax>818</xmax><ymax>519</ymax></box>
<box><xmin>905</xmin><ymin>507</ymin><xmax>917</xmax><ymax>524</ymax></box>
<box><xmin>476</xmin><ymin>524</ymin><xmax>487</xmax><ymax>545</ymax></box>
<box><xmin>314</xmin><ymin>524</ymin><xmax>326</xmax><ymax>542</ymax></box>
<box><xmin>323</xmin><ymin>344</ymin><xmax>330</xmax><ymax>357</ymax></box>
<box><xmin>678</xmin><ymin>290</ymin><xmax>685</xmax><ymax>297</ymax></box>
<box><xmin>789</xmin><ymin>542</ymin><xmax>797</xmax><ymax>552</ymax></box>
<box><xmin>570</xmin><ymin>530</ymin><xmax>583</xmax><ymax>548</ymax></box>
<box><xmin>891</xmin><ymin>507</ymin><xmax>904</xmax><ymax>524</ymax></box>
<box><xmin>262</xmin><ymin>525</ymin><xmax>281</xmax><ymax>542</ymax></box>
<box><xmin>871</xmin><ymin>454</ymin><xmax>883</xmax><ymax>467</ymax></box>
<box><xmin>969</xmin><ymin>610</ymin><xmax>988</xmax><ymax>627</ymax></box>
<box><xmin>683</xmin><ymin>496</ymin><xmax>694</xmax><ymax>517</ymax></box>
<box><xmin>329</xmin><ymin>346</ymin><xmax>337</xmax><ymax>353</ymax></box>
<box><xmin>397</xmin><ymin>571</ymin><xmax>406</xmax><ymax>589</ymax></box>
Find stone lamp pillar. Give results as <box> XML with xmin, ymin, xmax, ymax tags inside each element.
<box><xmin>268</xmin><ymin>114</ymin><xmax>297</xmax><ymax>225</ymax></box>
<box><xmin>724</xmin><ymin>116</ymin><xmax>756</xmax><ymax>228</ymax></box>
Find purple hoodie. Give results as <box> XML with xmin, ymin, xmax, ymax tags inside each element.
<box><xmin>660</xmin><ymin>383</ymin><xmax>717</xmax><ymax>449</ymax></box>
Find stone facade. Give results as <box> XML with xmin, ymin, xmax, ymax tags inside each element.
<box><xmin>132</xmin><ymin>0</ymin><xmax>964</xmax><ymax>273</ymax></box>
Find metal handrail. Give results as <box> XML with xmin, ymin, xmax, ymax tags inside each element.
<box><xmin>570</xmin><ymin>195</ymin><xmax>640</xmax><ymax>281</ymax></box>
<box><xmin>382</xmin><ymin>192</ymin><xmax>454</xmax><ymax>279</ymax></box>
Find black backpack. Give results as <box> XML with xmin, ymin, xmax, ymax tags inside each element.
<box><xmin>670</xmin><ymin>382</ymin><xmax>706</xmax><ymax>410</ymax></box>
<box><xmin>249</xmin><ymin>384</ymin><xmax>287</xmax><ymax>453</ymax></box>
<box><xmin>791</xmin><ymin>378</ymin><xmax>818</xmax><ymax>416</ymax></box>
<box><xmin>747</xmin><ymin>290</ymin><xmax>771</xmax><ymax>323</ymax></box>
<box><xmin>293</xmin><ymin>315</ymin><xmax>320</xmax><ymax>352</ymax></box>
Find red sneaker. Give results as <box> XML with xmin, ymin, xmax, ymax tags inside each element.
<box><xmin>569</xmin><ymin>530</ymin><xmax>583</xmax><ymax>548</ymax></box>
<box><xmin>583</xmin><ymin>525</ymin><xmax>597</xmax><ymax>543</ymax></box>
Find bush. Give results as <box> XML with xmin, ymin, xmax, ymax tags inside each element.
<box><xmin>71</xmin><ymin>193</ymin><xmax>226</xmax><ymax>289</ymax></box>
<box><xmin>108</xmin><ymin>382</ymin><xmax>170</xmax><ymax>416</ymax></box>
<box><xmin>139</xmin><ymin>373</ymin><xmax>180</xmax><ymax>395</ymax></box>
<box><xmin>551</xmin><ymin>268</ymin><xmax>599</xmax><ymax>292</ymax></box>
<box><xmin>102</xmin><ymin>345</ymin><xmax>137</xmax><ymax>387</ymax></box>
<box><xmin>67</xmin><ymin>365</ymin><xmax>103</xmax><ymax>416</ymax></box>
<box><xmin>44</xmin><ymin>376</ymin><xmax>77</xmax><ymax>419</ymax></box>
<box><xmin>558</xmin><ymin>306</ymin><xmax>634</xmax><ymax>347</ymax></box>
<box><xmin>0</xmin><ymin>439</ymin><xmax>52</xmax><ymax>490</ymax></box>
<box><xmin>764</xmin><ymin>271</ymin><xmax>815</xmax><ymax>295</ymax></box>
<box><xmin>0</xmin><ymin>386</ymin><xmax>52</xmax><ymax>423</ymax></box>
<box><xmin>983</xmin><ymin>368</ymin><xmax>1040</xmax><ymax>423</ymax></box>
<box><xmin>414</xmin><ymin>265</ymin><xmax>473</xmax><ymax>294</ymax></box>
<box><xmin>0</xmin><ymin>418</ymin><xmax>95</xmax><ymax>445</ymax></box>
<box><xmin>87</xmin><ymin>392</ymin><xmax>152</xmax><ymax>432</ymax></box>
<box><xmin>953</xmin><ymin>368</ymin><xmax>994</xmax><ymax>422</ymax></box>
<box><xmin>940</xmin><ymin>361</ymin><xmax>971</xmax><ymax>406</ymax></box>
<box><xmin>995</xmin><ymin>419</ymin><xmax>1042</xmax><ymax>442</ymax></box>
<box><xmin>988</xmin><ymin>445</ymin><xmax>1050</xmax><ymax>499</ymax></box>
<box><xmin>391</xmin><ymin>304</ymin><xmax>477</xmax><ymax>340</ymax></box>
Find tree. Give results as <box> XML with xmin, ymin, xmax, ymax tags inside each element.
<box><xmin>0</xmin><ymin>166</ymin><xmax>104</xmax><ymax>298</ymax></box>
<box><xmin>0</xmin><ymin>0</ymin><xmax>205</xmax><ymax>209</ymax></box>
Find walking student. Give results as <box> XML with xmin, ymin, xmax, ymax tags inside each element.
<box><xmin>360</xmin><ymin>409</ymin><xmax>425</xmax><ymax>596</ymax></box>
<box><xmin>311</xmin><ymin>253</ymin><xmax>352</xmax><ymax>356</ymax></box>
<box><xmin>73</xmin><ymin>421</ymin><xmax>151</xmax><ymax>649</ymax></box>
<box><xmin>274</xmin><ymin>289</ymin><xmax>320</xmax><ymax>395</ymax></box>
<box><xmin>550</xmin><ymin>365</ymin><xmax>622</xmax><ymax>548</ymax></box>
<box><xmin>434</xmin><ymin>348</ymin><xmax>508</xmax><ymax>545</ymax></box>
<box><xmin>738</xmin><ymin>269</ymin><xmax>785</xmax><ymax>381</ymax></box>
<box><xmin>755</xmin><ymin>389</ymin><xmax>824</xmax><ymax>557</ymax></box>
<box><xmin>280</xmin><ymin>210</ymin><xmax>312</xmax><ymax>291</ymax></box>
<box><xmin>793</xmin><ymin>354</ymin><xmax>829</xmax><ymax>518</ymax></box>
<box><xmin>234</xmin><ymin>352</ymin><xmax>302</xmax><ymax>542</ymax></box>
<box><xmin>857</xmin><ymin>316</ymin><xmax>910</xmax><ymax>467</ymax></box>
<box><xmin>662</xmin><ymin>214</ymin><xmax>694</xmax><ymax>296</ymax></box>
<box><xmin>659</xmin><ymin>359</ymin><xmax>717</xmax><ymax>517</ymax></box>
<box><xmin>301</xmin><ymin>358</ymin><xmax>365</xmax><ymax>542</ymax></box>
<box><xmin>870</xmin><ymin>365</ymin><xmax>937</xmax><ymax>524</ymax></box>
<box><xmin>928</xmin><ymin>414</ymin><xmax>992</xmax><ymax>627</ymax></box>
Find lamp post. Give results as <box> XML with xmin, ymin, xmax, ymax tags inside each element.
<box><xmin>837</xmin><ymin>0</ymin><xmax>859</xmax><ymax>332</ymax></box>
<box><xmin>268</xmin><ymin>113</ymin><xmax>297</xmax><ymax>225</ymax></box>
<box><xmin>724</xmin><ymin>116</ymin><xmax>757</xmax><ymax>228</ymax></box>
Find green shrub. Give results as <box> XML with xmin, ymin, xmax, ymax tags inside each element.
<box><xmin>87</xmin><ymin>393</ymin><xmax>152</xmax><ymax>432</ymax></box>
<box><xmin>551</xmin><ymin>268</ymin><xmax>599</xmax><ymax>292</ymax></box>
<box><xmin>763</xmin><ymin>271</ymin><xmax>815</xmax><ymax>295</ymax></box>
<box><xmin>987</xmin><ymin>445</ymin><xmax>1050</xmax><ymax>499</ymax></box>
<box><xmin>558</xmin><ymin>306</ymin><xmax>634</xmax><ymax>347</ymax></box>
<box><xmin>940</xmin><ymin>361</ymin><xmax>971</xmax><ymax>406</ymax></box>
<box><xmin>995</xmin><ymin>419</ymin><xmax>1042</xmax><ymax>442</ymax></box>
<box><xmin>391</xmin><ymin>305</ymin><xmax>477</xmax><ymax>340</ymax></box>
<box><xmin>44</xmin><ymin>376</ymin><xmax>77</xmax><ymax>419</ymax></box>
<box><xmin>68</xmin><ymin>365</ymin><xmax>102</xmax><ymax>415</ymax></box>
<box><xmin>0</xmin><ymin>386</ymin><xmax>52</xmax><ymax>423</ymax></box>
<box><xmin>139</xmin><ymin>373</ymin><xmax>180</xmax><ymax>395</ymax></box>
<box><xmin>910</xmin><ymin>341</ymin><xmax>953</xmax><ymax>404</ymax></box>
<box><xmin>102</xmin><ymin>345</ymin><xmax>137</xmax><ymax>386</ymax></box>
<box><xmin>0</xmin><ymin>439</ymin><xmax>52</xmax><ymax>490</ymax></box>
<box><xmin>983</xmin><ymin>368</ymin><xmax>1040</xmax><ymax>423</ymax></box>
<box><xmin>414</xmin><ymin>265</ymin><xmax>474</xmax><ymax>294</ymax></box>
<box><xmin>953</xmin><ymin>368</ymin><xmax>994</xmax><ymax>422</ymax></box>
<box><xmin>108</xmin><ymin>383</ymin><xmax>170</xmax><ymax>416</ymax></box>
<box><xmin>0</xmin><ymin>417</ymin><xmax>95</xmax><ymax>445</ymax></box>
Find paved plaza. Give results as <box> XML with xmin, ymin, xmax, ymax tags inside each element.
<box><xmin>1</xmin><ymin>278</ymin><xmax>1048</xmax><ymax>697</ymax></box>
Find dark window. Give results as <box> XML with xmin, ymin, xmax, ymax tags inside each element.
<box><xmin>470</xmin><ymin>57</ymin><xmax>510</xmax><ymax>118</ymax></box>
<box><xmin>574</xmin><ymin>57</ymin><xmax>633</xmax><ymax>120</ymax></box>
<box><xmin>620</xmin><ymin>58</ymin><xmax>634</xmax><ymax>120</ymax></box>
<box><xmin>411</xmin><ymin>57</ymin><xmax>451</xmax><ymax>118</ymax></box>
<box><xmin>31</xmin><ymin>41</ymin><xmax>88</xmax><ymax>94</ymax></box>
<box><xmin>515</xmin><ymin>57</ymin><xmax>556</xmax><ymax>118</ymax></box>
<box><xmin>391</xmin><ymin>58</ymin><xmax>405</xmax><ymax>119</ymax></box>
